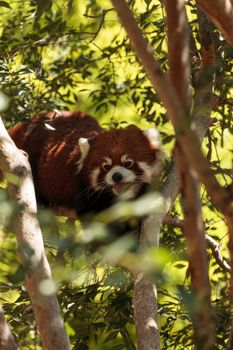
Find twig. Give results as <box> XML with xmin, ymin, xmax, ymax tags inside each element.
<box><xmin>1</xmin><ymin>31</ymin><xmax>101</xmax><ymax>56</ymax></box>
<box><xmin>206</xmin><ymin>235</ymin><xmax>231</xmax><ymax>273</ymax></box>
<box><xmin>163</xmin><ymin>214</ymin><xmax>231</xmax><ymax>273</ymax></box>
<box><xmin>88</xmin><ymin>9</ymin><xmax>111</xmax><ymax>43</ymax></box>
<box><xmin>83</xmin><ymin>8</ymin><xmax>113</xmax><ymax>18</ymax></box>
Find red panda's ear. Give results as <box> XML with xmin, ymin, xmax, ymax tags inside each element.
<box><xmin>77</xmin><ymin>137</ymin><xmax>91</xmax><ymax>172</ymax></box>
<box><xmin>143</xmin><ymin>128</ymin><xmax>161</xmax><ymax>149</ymax></box>
<box><xmin>78</xmin><ymin>138</ymin><xmax>90</xmax><ymax>158</ymax></box>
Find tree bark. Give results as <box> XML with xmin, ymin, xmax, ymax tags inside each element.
<box><xmin>163</xmin><ymin>215</ymin><xmax>231</xmax><ymax>273</ymax></box>
<box><xmin>111</xmin><ymin>0</ymin><xmax>233</xmax><ymax>294</ymax></box>
<box><xmin>0</xmin><ymin>117</ymin><xmax>70</xmax><ymax>350</ymax></box>
<box><xmin>165</xmin><ymin>0</ymin><xmax>191</xmax><ymax>112</ymax></box>
<box><xmin>196</xmin><ymin>0</ymin><xmax>233</xmax><ymax>46</ymax></box>
<box><xmin>176</xmin><ymin>147</ymin><xmax>215</xmax><ymax>349</ymax></box>
<box><xmin>111</xmin><ymin>0</ymin><xmax>233</xmax><ymax>222</ymax></box>
<box><xmin>165</xmin><ymin>1</ymin><xmax>215</xmax><ymax>348</ymax></box>
<box><xmin>0</xmin><ymin>307</ymin><xmax>20</xmax><ymax>350</ymax></box>
<box><xmin>133</xmin><ymin>274</ymin><xmax>160</xmax><ymax>350</ymax></box>
<box><xmin>111</xmin><ymin>1</ymin><xmax>226</xmax><ymax>349</ymax></box>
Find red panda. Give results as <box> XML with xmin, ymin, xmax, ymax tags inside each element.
<box><xmin>9</xmin><ymin>111</ymin><xmax>162</xmax><ymax>236</ymax></box>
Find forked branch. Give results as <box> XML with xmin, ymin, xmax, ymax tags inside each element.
<box><xmin>111</xmin><ymin>0</ymin><xmax>233</xmax><ymax>297</ymax></box>
<box><xmin>111</xmin><ymin>0</ymin><xmax>233</xmax><ymax>220</ymax></box>
<box><xmin>111</xmin><ymin>0</ymin><xmax>233</xmax><ymax>349</ymax></box>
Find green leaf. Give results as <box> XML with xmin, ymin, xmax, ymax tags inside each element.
<box><xmin>0</xmin><ymin>1</ymin><xmax>11</xmax><ymax>8</ymax></box>
<box><xmin>103</xmin><ymin>331</ymin><xmax>119</xmax><ymax>343</ymax></box>
<box><xmin>35</xmin><ymin>0</ymin><xmax>52</xmax><ymax>19</ymax></box>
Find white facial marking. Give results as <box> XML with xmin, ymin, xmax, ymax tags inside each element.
<box><xmin>90</xmin><ymin>168</ymin><xmax>102</xmax><ymax>190</ymax></box>
<box><xmin>121</xmin><ymin>154</ymin><xmax>129</xmax><ymax>163</ymax></box>
<box><xmin>138</xmin><ymin>162</ymin><xmax>153</xmax><ymax>182</ymax></box>
<box><xmin>104</xmin><ymin>156</ymin><xmax>112</xmax><ymax>163</ymax></box>
<box><xmin>138</xmin><ymin>153</ymin><xmax>163</xmax><ymax>182</ymax></box>
<box><xmin>102</xmin><ymin>156</ymin><xmax>112</xmax><ymax>170</ymax></box>
<box><xmin>76</xmin><ymin>137</ymin><xmax>90</xmax><ymax>173</ymax></box>
<box><xmin>121</xmin><ymin>154</ymin><xmax>134</xmax><ymax>168</ymax></box>
<box><xmin>152</xmin><ymin>150</ymin><xmax>163</xmax><ymax>176</ymax></box>
<box><xmin>143</xmin><ymin>128</ymin><xmax>161</xmax><ymax>148</ymax></box>
<box><xmin>105</xmin><ymin>165</ymin><xmax>136</xmax><ymax>185</ymax></box>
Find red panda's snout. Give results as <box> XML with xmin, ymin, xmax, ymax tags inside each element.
<box><xmin>98</xmin><ymin>158</ymin><xmax>139</xmax><ymax>199</ymax></box>
<box><xmin>79</xmin><ymin>126</ymin><xmax>163</xmax><ymax>200</ymax></box>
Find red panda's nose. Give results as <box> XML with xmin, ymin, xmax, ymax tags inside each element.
<box><xmin>112</xmin><ymin>172</ymin><xmax>123</xmax><ymax>183</ymax></box>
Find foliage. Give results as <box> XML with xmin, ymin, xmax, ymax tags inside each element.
<box><xmin>0</xmin><ymin>0</ymin><xmax>232</xmax><ymax>349</ymax></box>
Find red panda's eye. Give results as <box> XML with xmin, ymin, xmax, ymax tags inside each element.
<box><xmin>103</xmin><ymin>164</ymin><xmax>112</xmax><ymax>171</ymax></box>
<box><xmin>123</xmin><ymin>160</ymin><xmax>134</xmax><ymax>168</ymax></box>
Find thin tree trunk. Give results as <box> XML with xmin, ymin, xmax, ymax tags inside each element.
<box><xmin>111</xmin><ymin>0</ymin><xmax>233</xmax><ymax>224</ymax></box>
<box><xmin>0</xmin><ymin>117</ymin><xmax>70</xmax><ymax>350</ymax></box>
<box><xmin>133</xmin><ymin>274</ymin><xmax>160</xmax><ymax>350</ymax></box>
<box><xmin>165</xmin><ymin>1</ymin><xmax>215</xmax><ymax>347</ymax></box>
<box><xmin>111</xmin><ymin>1</ymin><xmax>228</xmax><ymax>349</ymax></box>
<box><xmin>176</xmin><ymin>147</ymin><xmax>215</xmax><ymax>349</ymax></box>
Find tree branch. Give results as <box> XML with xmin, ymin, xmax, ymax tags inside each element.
<box><xmin>111</xmin><ymin>1</ymin><xmax>219</xmax><ymax>348</ymax></box>
<box><xmin>0</xmin><ymin>117</ymin><xmax>70</xmax><ymax>350</ymax></box>
<box><xmin>4</xmin><ymin>31</ymin><xmax>102</xmax><ymax>55</ymax></box>
<box><xmin>133</xmin><ymin>274</ymin><xmax>160</xmax><ymax>350</ymax></box>
<box><xmin>163</xmin><ymin>214</ymin><xmax>231</xmax><ymax>273</ymax></box>
<box><xmin>111</xmin><ymin>0</ymin><xmax>233</xmax><ymax>220</ymax></box>
<box><xmin>111</xmin><ymin>0</ymin><xmax>233</xmax><ymax>301</ymax></box>
<box><xmin>165</xmin><ymin>1</ymin><xmax>215</xmax><ymax>347</ymax></box>
<box><xmin>195</xmin><ymin>0</ymin><xmax>233</xmax><ymax>46</ymax></box>
<box><xmin>165</xmin><ymin>0</ymin><xmax>191</xmax><ymax>111</ymax></box>
<box><xmin>0</xmin><ymin>307</ymin><xmax>20</xmax><ymax>350</ymax></box>
<box><xmin>110</xmin><ymin>0</ymin><xmax>233</xmax><ymax>232</ymax></box>
<box><xmin>175</xmin><ymin>146</ymin><xmax>215</xmax><ymax>349</ymax></box>
<box><xmin>192</xmin><ymin>9</ymin><xmax>215</xmax><ymax>139</ymax></box>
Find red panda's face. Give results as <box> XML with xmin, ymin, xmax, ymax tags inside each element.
<box><xmin>78</xmin><ymin>125</ymin><xmax>162</xmax><ymax>200</ymax></box>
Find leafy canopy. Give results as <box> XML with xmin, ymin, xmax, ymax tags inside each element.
<box><xmin>0</xmin><ymin>0</ymin><xmax>232</xmax><ymax>349</ymax></box>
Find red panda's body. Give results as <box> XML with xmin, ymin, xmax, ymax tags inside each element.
<box><xmin>9</xmin><ymin>111</ymin><xmax>162</xmax><ymax>235</ymax></box>
<box><xmin>9</xmin><ymin>111</ymin><xmax>103</xmax><ymax>210</ymax></box>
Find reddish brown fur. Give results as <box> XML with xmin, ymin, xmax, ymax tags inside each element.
<box><xmin>83</xmin><ymin>126</ymin><xmax>158</xmax><ymax>185</ymax></box>
<box><xmin>8</xmin><ymin>111</ymin><xmax>160</xmax><ymax>217</ymax></box>
<box><xmin>9</xmin><ymin>111</ymin><xmax>102</xmax><ymax>207</ymax></box>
